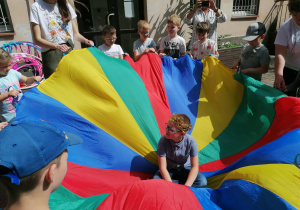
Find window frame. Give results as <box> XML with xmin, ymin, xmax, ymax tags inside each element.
<box><xmin>0</xmin><ymin>0</ymin><xmax>14</xmax><ymax>35</ymax></box>
<box><xmin>232</xmin><ymin>0</ymin><xmax>260</xmax><ymax>19</ymax></box>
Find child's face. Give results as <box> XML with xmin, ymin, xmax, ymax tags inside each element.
<box><xmin>197</xmin><ymin>32</ymin><xmax>208</xmax><ymax>42</ymax></box>
<box><xmin>292</xmin><ymin>12</ymin><xmax>300</xmax><ymax>26</ymax></box>
<box><xmin>165</xmin><ymin>121</ymin><xmax>184</xmax><ymax>142</ymax></box>
<box><xmin>138</xmin><ymin>28</ymin><xmax>150</xmax><ymax>41</ymax></box>
<box><xmin>0</xmin><ymin>60</ymin><xmax>12</xmax><ymax>77</ymax></box>
<box><xmin>103</xmin><ymin>32</ymin><xmax>117</xmax><ymax>47</ymax></box>
<box><xmin>167</xmin><ymin>23</ymin><xmax>180</xmax><ymax>37</ymax></box>
<box><xmin>247</xmin><ymin>36</ymin><xmax>262</xmax><ymax>47</ymax></box>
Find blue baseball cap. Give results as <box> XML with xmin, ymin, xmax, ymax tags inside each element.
<box><xmin>0</xmin><ymin>119</ymin><xmax>83</xmax><ymax>184</ymax></box>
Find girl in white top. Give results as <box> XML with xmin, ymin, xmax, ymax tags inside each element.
<box><xmin>274</xmin><ymin>0</ymin><xmax>300</xmax><ymax>95</ymax></box>
<box><xmin>30</xmin><ymin>0</ymin><xmax>94</xmax><ymax>78</ymax></box>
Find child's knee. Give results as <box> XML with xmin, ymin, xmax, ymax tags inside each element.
<box><xmin>192</xmin><ymin>173</ymin><xmax>207</xmax><ymax>188</ymax></box>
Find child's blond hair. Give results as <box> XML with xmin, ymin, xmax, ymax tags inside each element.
<box><xmin>169</xmin><ymin>113</ymin><xmax>192</xmax><ymax>132</ymax></box>
<box><xmin>0</xmin><ymin>48</ymin><xmax>11</xmax><ymax>64</ymax></box>
<box><xmin>167</xmin><ymin>14</ymin><xmax>181</xmax><ymax>27</ymax></box>
<box><xmin>137</xmin><ymin>20</ymin><xmax>150</xmax><ymax>30</ymax></box>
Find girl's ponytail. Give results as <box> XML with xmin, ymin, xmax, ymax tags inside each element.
<box><xmin>58</xmin><ymin>0</ymin><xmax>71</xmax><ymax>22</ymax></box>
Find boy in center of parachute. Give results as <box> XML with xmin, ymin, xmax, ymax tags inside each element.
<box><xmin>153</xmin><ymin>113</ymin><xmax>207</xmax><ymax>188</ymax></box>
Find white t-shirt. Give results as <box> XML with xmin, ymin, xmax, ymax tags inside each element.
<box><xmin>274</xmin><ymin>17</ymin><xmax>300</xmax><ymax>71</ymax></box>
<box><xmin>98</xmin><ymin>44</ymin><xmax>124</xmax><ymax>58</ymax></box>
<box><xmin>159</xmin><ymin>35</ymin><xmax>186</xmax><ymax>58</ymax></box>
<box><xmin>30</xmin><ymin>0</ymin><xmax>77</xmax><ymax>52</ymax></box>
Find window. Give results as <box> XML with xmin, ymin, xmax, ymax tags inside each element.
<box><xmin>0</xmin><ymin>0</ymin><xmax>14</xmax><ymax>33</ymax></box>
<box><xmin>232</xmin><ymin>0</ymin><xmax>260</xmax><ymax>17</ymax></box>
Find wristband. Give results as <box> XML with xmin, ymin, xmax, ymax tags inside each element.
<box><xmin>214</xmin><ymin>8</ymin><xmax>219</xmax><ymax>13</ymax></box>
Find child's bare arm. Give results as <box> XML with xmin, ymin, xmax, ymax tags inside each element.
<box><xmin>32</xmin><ymin>23</ymin><xmax>70</xmax><ymax>52</ymax></box>
<box><xmin>19</xmin><ymin>75</ymin><xmax>43</xmax><ymax>85</ymax></box>
<box><xmin>184</xmin><ymin>155</ymin><xmax>199</xmax><ymax>187</ymax></box>
<box><xmin>149</xmin><ymin>47</ymin><xmax>156</xmax><ymax>53</ymax></box>
<box><xmin>134</xmin><ymin>48</ymin><xmax>153</xmax><ymax>61</ymax></box>
<box><xmin>157</xmin><ymin>156</ymin><xmax>172</xmax><ymax>182</ymax></box>
<box><xmin>134</xmin><ymin>51</ymin><xmax>143</xmax><ymax>61</ymax></box>
<box><xmin>241</xmin><ymin>64</ymin><xmax>268</xmax><ymax>74</ymax></box>
<box><xmin>0</xmin><ymin>89</ymin><xmax>21</xmax><ymax>102</ymax></box>
<box><xmin>232</xmin><ymin>59</ymin><xmax>241</xmax><ymax>69</ymax></box>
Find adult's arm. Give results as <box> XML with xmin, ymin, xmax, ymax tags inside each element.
<box><xmin>207</xmin><ymin>0</ymin><xmax>226</xmax><ymax>21</ymax></box>
<box><xmin>274</xmin><ymin>44</ymin><xmax>287</xmax><ymax>91</ymax></box>
<box><xmin>72</xmin><ymin>19</ymin><xmax>94</xmax><ymax>47</ymax></box>
<box><xmin>185</xmin><ymin>155</ymin><xmax>199</xmax><ymax>187</ymax></box>
<box><xmin>216</xmin><ymin>11</ymin><xmax>227</xmax><ymax>22</ymax></box>
<box><xmin>183</xmin><ymin>0</ymin><xmax>200</xmax><ymax>24</ymax></box>
<box><xmin>157</xmin><ymin>156</ymin><xmax>172</xmax><ymax>182</ymax></box>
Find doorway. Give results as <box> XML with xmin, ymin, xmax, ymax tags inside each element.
<box><xmin>75</xmin><ymin>0</ymin><xmax>145</xmax><ymax>56</ymax></box>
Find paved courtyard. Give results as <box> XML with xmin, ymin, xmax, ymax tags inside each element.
<box><xmin>261</xmin><ymin>68</ymin><xmax>275</xmax><ymax>87</ymax></box>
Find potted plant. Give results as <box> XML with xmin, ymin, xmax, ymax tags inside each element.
<box><xmin>218</xmin><ymin>34</ymin><xmax>245</xmax><ymax>68</ymax></box>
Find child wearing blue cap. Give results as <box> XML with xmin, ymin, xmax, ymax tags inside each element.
<box><xmin>153</xmin><ymin>113</ymin><xmax>207</xmax><ymax>188</ymax></box>
<box><xmin>0</xmin><ymin>119</ymin><xmax>82</xmax><ymax>210</ymax></box>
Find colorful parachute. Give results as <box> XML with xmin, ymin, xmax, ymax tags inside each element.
<box><xmin>16</xmin><ymin>48</ymin><xmax>300</xmax><ymax>209</ymax></box>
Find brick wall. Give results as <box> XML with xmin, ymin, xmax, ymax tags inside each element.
<box><xmin>218</xmin><ymin>46</ymin><xmax>243</xmax><ymax>68</ymax></box>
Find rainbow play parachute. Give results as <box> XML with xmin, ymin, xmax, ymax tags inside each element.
<box><xmin>15</xmin><ymin>48</ymin><xmax>300</xmax><ymax>209</ymax></box>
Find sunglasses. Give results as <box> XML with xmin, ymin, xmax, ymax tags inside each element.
<box><xmin>165</xmin><ymin>123</ymin><xmax>181</xmax><ymax>133</ymax></box>
<box><xmin>139</xmin><ymin>31</ymin><xmax>149</xmax><ymax>35</ymax></box>
<box><xmin>106</xmin><ymin>37</ymin><xmax>117</xmax><ymax>41</ymax></box>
